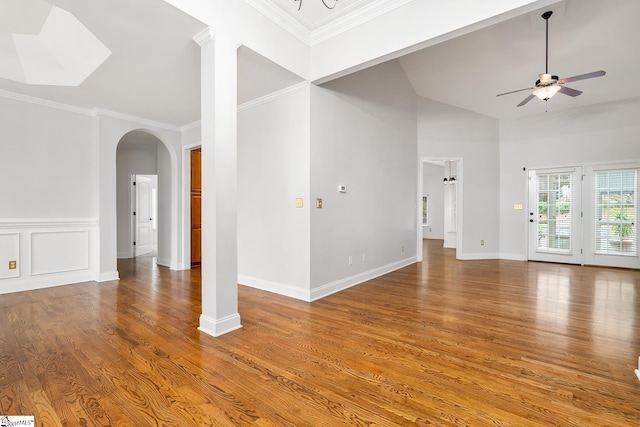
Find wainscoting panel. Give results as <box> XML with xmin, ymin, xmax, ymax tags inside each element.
<box><xmin>0</xmin><ymin>233</ymin><xmax>20</xmax><ymax>279</ymax></box>
<box><xmin>0</xmin><ymin>219</ymin><xmax>98</xmax><ymax>294</ymax></box>
<box><xmin>31</xmin><ymin>230</ymin><xmax>90</xmax><ymax>276</ymax></box>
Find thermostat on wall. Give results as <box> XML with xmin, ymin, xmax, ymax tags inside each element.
<box><xmin>338</xmin><ymin>185</ymin><xmax>347</xmax><ymax>193</ymax></box>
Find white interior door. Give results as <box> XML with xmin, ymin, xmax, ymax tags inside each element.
<box><xmin>134</xmin><ymin>175</ymin><xmax>157</xmax><ymax>257</ymax></box>
<box><xmin>528</xmin><ymin>167</ymin><xmax>582</xmax><ymax>264</ymax></box>
<box><xmin>583</xmin><ymin>164</ymin><xmax>639</xmax><ymax>268</ymax></box>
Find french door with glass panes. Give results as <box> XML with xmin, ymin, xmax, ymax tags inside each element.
<box><xmin>583</xmin><ymin>164</ymin><xmax>639</xmax><ymax>269</ymax></box>
<box><xmin>528</xmin><ymin>164</ymin><xmax>640</xmax><ymax>269</ymax></box>
<box><xmin>528</xmin><ymin>168</ymin><xmax>582</xmax><ymax>264</ymax></box>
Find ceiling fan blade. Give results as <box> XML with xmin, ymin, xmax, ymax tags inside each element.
<box><xmin>517</xmin><ymin>94</ymin><xmax>536</xmax><ymax>107</ymax></box>
<box><xmin>558</xmin><ymin>70</ymin><xmax>606</xmax><ymax>84</ymax></box>
<box><xmin>497</xmin><ymin>87</ymin><xmax>535</xmax><ymax>97</ymax></box>
<box><xmin>558</xmin><ymin>86</ymin><xmax>583</xmax><ymax>97</ymax></box>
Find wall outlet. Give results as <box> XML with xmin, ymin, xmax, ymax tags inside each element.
<box><xmin>348</xmin><ymin>256</ymin><xmax>353</xmax><ymax>265</ymax></box>
<box><xmin>8</xmin><ymin>260</ymin><xmax>16</xmax><ymax>270</ymax></box>
<box><xmin>480</xmin><ymin>240</ymin><xmax>485</xmax><ymax>246</ymax></box>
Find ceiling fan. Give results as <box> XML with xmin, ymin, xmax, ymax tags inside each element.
<box><xmin>497</xmin><ymin>10</ymin><xmax>606</xmax><ymax>107</ymax></box>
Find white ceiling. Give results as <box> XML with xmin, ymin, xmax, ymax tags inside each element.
<box><xmin>398</xmin><ymin>0</ymin><xmax>640</xmax><ymax>120</ymax></box>
<box><xmin>0</xmin><ymin>0</ymin><xmax>637</xmax><ymax>126</ymax></box>
<box><xmin>0</xmin><ymin>0</ymin><xmax>205</xmax><ymax>126</ymax></box>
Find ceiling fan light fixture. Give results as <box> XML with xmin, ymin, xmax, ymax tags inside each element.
<box><xmin>533</xmin><ymin>84</ymin><xmax>561</xmax><ymax>100</ymax></box>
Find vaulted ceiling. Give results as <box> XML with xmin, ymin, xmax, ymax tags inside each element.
<box><xmin>0</xmin><ymin>0</ymin><xmax>637</xmax><ymax>126</ymax></box>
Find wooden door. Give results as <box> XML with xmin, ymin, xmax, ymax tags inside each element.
<box><xmin>191</xmin><ymin>148</ymin><xmax>202</xmax><ymax>266</ymax></box>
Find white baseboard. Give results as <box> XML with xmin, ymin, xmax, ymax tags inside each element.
<box><xmin>0</xmin><ymin>271</ymin><xmax>96</xmax><ymax>295</ymax></box>
<box><xmin>198</xmin><ymin>313</ymin><xmax>242</xmax><ymax>337</ymax></box>
<box><xmin>98</xmin><ymin>271</ymin><xmax>120</xmax><ymax>282</ymax></box>
<box><xmin>310</xmin><ymin>257</ymin><xmax>417</xmax><ymax>302</ymax></box>
<box><xmin>238</xmin><ymin>275</ymin><xmax>310</xmax><ymax>301</ymax></box>
<box><xmin>156</xmin><ymin>257</ymin><xmax>171</xmax><ymax>268</ymax></box>
<box><xmin>499</xmin><ymin>253</ymin><xmax>527</xmax><ymax>261</ymax></box>
<box><xmin>457</xmin><ymin>252</ymin><xmax>500</xmax><ymax>260</ymax></box>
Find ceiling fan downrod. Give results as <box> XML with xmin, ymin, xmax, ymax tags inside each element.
<box><xmin>542</xmin><ymin>11</ymin><xmax>552</xmax><ymax>74</ymax></box>
<box><xmin>295</xmin><ymin>0</ymin><xmax>338</xmax><ymax>11</ymax></box>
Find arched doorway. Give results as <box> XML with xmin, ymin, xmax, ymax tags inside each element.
<box><xmin>115</xmin><ymin>130</ymin><xmax>171</xmax><ymax>266</ymax></box>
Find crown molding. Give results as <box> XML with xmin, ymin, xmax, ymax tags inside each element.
<box><xmin>93</xmin><ymin>108</ymin><xmax>182</xmax><ymax>132</ymax></box>
<box><xmin>243</xmin><ymin>0</ymin><xmax>415</xmax><ymax>46</ymax></box>
<box><xmin>310</xmin><ymin>0</ymin><xmax>416</xmax><ymax>46</ymax></box>
<box><xmin>193</xmin><ymin>27</ymin><xmax>215</xmax><ymax>46</ymax></box>
<box><xmin>0</xmin><ymin>89</ymin><xmax>186</xmax><ymax>132</ymax></box>
<box><xmin>238</xmin><ymin>81</ymin><xmax>309</xmax><ymax>112</ymax></box>
<box><xmin>0</xmin><ymin>89</ymin><xmax>94</xmax><ymax>116</ymax></box>
<box><xmin>243</xmin><ymin>0</ymin><xmax>311</xmax><ymax>44</ymax></box>
<box><xmin>181</xmin><ymin>120</ymin><xmax>202</xmax><ymax>133</ymax></box>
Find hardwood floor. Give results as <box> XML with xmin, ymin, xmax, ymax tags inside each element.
<box><xmin>1</xmin><ymin>240</ymin><xmax>640</xmax><ymax>426</ymax></box>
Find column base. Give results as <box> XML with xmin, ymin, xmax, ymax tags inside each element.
<box><xmin>198</xmin><ymin>313</ymin><xmax>242</xmax><ymax>337</ymax></box>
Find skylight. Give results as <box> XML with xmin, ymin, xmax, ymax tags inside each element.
<box><xmin>0</xmin><ymin>0</ymin><xmax>111</xmax><ymax>86</ymax></box>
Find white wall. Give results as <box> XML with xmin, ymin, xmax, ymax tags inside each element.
<box><xmin>237</xmin><ymin>84</ymin><xmax>312</xmax><ymax>300</ymax></box>
<box><xmin>423</xmin><ymin>162</ymin><xmax>445</xmax><ymax>239</ymax></box>
<box><xmin>499</xmin><ymin>97</ymin><xmax>640</xmax><ymax>259</ymax></box>
<box><xmin>417</xmin><ymin>97</ymin><xmax>500</xmax><ymax>258</ymax></box>
<box><xmin>0</xmin><ymin>97</ymin><xmax>97</xmax><ymax>219</ymax></box>
<box><xmin>0</xmin><ymin>96</ymin><xmax>99</xmax><ymax>293</ymax></box>
<box><xmin>156</xmin><ymin>139</ymin><xmax>173</xmax><ymax>267</ymax></box>
<box><xmin>309</xmin><ymin>60</ymin><xmax>417</xmax><ymax>299</ymax></box>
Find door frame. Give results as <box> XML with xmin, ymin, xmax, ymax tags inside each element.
<box><xmin>131</xmin><ymin>174</ymin><xmax>158</xmax><ymax>257</ymax></box>
<box><xmin>525</xmin><ymin>160</ymin><xmax>640</xmax><ymax>269</ymax></box>
<box><xmin>527</xmin><ymin>166</ymin><xmax>583</xmax><ymax>265</ymax></box>
<box><xmin>181</xmin><ymin>142</ymin><xmax>201</xmax><ymax>270</ymax></box>
<box><xmin>417</xmin><ymin>156</ymin><xmax>463</xmax><ymax>262</ymax></box>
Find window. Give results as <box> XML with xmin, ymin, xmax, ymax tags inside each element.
<box><xmin>595</xmin><ymin>170</ymin><xmax>637</xmax><ymax>255</ymax></box>
<box><xmin>422</xmin><ymin>196</ymin><xmax>429</xmax><ymax>226</ymax></box>
<box><xmin>537</xmin><ymin>173</ymin><xmax>572</xmax><ymax>251</ymax></box>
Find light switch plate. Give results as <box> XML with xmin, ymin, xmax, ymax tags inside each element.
<box><xmin>295</xmin><ymin>198</ymin><xmax>303</xmax><ymax>208</ymax></box>
<box><xmin>316</xmin><ymin>198</ymin><xmax>323</xmax><ymax>208</ymax></box>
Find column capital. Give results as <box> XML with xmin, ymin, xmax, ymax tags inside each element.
<box><xmin>193</xmin><ymin>27</ymin><xmax>215</xmax><ymax>47</ymax></box>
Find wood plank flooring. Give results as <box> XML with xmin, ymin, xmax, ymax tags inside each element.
<box><xmin>1</xmin><ymin>239</ymin><xmax>640</xmax><ymax>426</ymax></box>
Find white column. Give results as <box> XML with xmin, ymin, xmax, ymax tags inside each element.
<box><xmin>193</xmin><ymin>27</ymin><xmax>241</xmax><ymax>337</ymax></box>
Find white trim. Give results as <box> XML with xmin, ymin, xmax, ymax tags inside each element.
<box><xmin>499</xmin><ymin>253</ymin><xmax>527</xmax><ymax>261</ymax></box>
<box><xmin>0</xmin><ymin>272</ymin><xmax>97</xmax><ymax>295</ymax></box>
<box><xmin>310</xmin><ymin>257</ymin><xmax>416</xmax><ymax>302</ymax></box>
<box><xmin>98</xmin><ymin>271</ymin><xmax>120</xmax><ymax>282</ymax></box>
<box><xmin>156</xmin><ymin>257</ymin><xmax>172</xmax><ymax>268</ymax></box>
<box><xmin>199</xmin><ymin>313</ymin><xmax>243</xmax><ymax>337</ymax></box>
<box><xmin>238</xmin><ymin>81</ymin><xmax>310</xmax><ymax>112</ymax></box>
<box><xmin>243</xmin><ymin>0</ymin><xmax>415</xmax><ymax>46</ymax></box>
<box><xmin>181</xmin><ymin>120</ymin><xmax>201</xmax><ymax>133</ymax></box>
<box><xmin>193</xmin><ymin>27</ymin><xmax>215</xmax><ymax>46</ymax></box>
<box><xmin>239</xmin><ymin>275</ymin><xmax>310</xmax><ymax>301</ymax></box>
<box><xmin>94</xmin><ymin>108</ymin><xmax>182</xmax><ymax>132</ymax></box>
<box><xmin>243</xmin><ymin>0</ymin><xmax>310</xmax><ymax>44</ymax></box>
<box><xmin>0</xmin><ymin>89</ymin><xmax>94</xmax><ymax>116</ymax></box>
<box><xmin>0</xmin><ymin>89</ymin><xmax>185</xmax><ymax>131</ymax></box>
<box><xmin>310</xmin><ymin>0</ymin><xmax>415</xmax><ymax>45</ymax></box>
<box><xmin>0</xmin><ymin>218</ymin><xmax>99</xmax><ymax>229</ymax></box>
<box><xmin>458</xmin><ymin>252</ymin><xmax>501</xmax><ymax>260</ymax></box>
